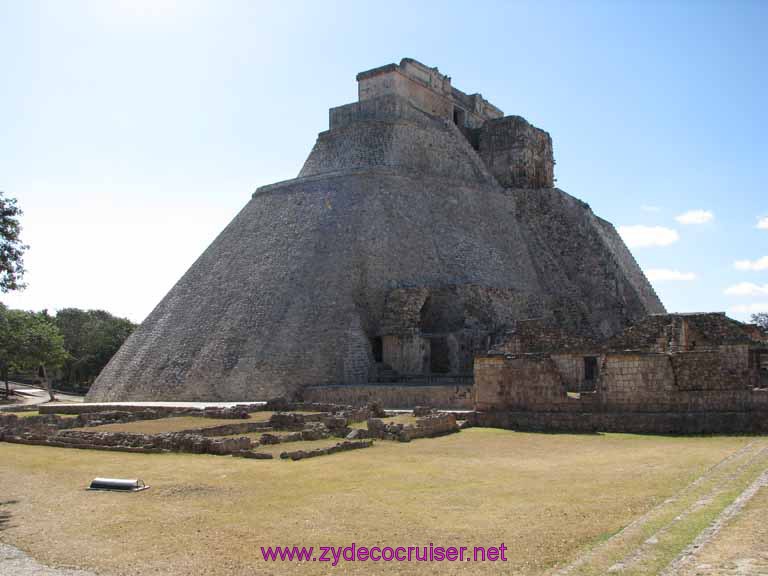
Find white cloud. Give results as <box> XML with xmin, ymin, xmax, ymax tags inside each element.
<box><xmin>646</xmin><ymin>269</ymin><xmax>697</xmax><ymax>281</ymax></box>
<box><xmin>618</xmin><ymin>225</ymin><xmax>679</xmax><ymax>248</ymax></box>
<box><xmin>675</xmin><ymin>209</ymin><xmax>714</xmax><ymax>225</ymax></box>
<box><xmin>757</xmin><ymin>216</ymin><xmax>768</xmax><ymax>230</ymax></box>
<box><xmin>724</xmin><ymin>282</ymin><xmax>768</xmax><ymax>296</ymax></box>
<box><xmin>734</xmin><ymin>256</ymin><xmax>768</xmax><ymax>271</ymax></box>
<box><xmin>641</xmin><ymin>205</ymin><xmax>661</xmax><ymax>212</ymax></box>
<box><xmin>729</xmin><ymin>302</ymin><xmax>768</xmax><ymax>315</ymax></box>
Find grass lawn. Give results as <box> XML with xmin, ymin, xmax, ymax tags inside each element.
<box><xmin>2</xmin><ymin>411</ymin><xmax>79</xmax><ymax>419</ymax></box>
<box><xmin>0</xmin><ymin>430</ymin><xmax>765</xmax><ymax>576</ymax></box>
<box><xmin>71</xmin><ymin>413</ymin><xmax>278</xmax><ymax>434</ymax></box>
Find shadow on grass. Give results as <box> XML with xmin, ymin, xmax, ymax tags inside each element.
<box><xmin>0</xmin><ymin>500</ymin><xmax>19</xmax><ymax>531</ymax></box>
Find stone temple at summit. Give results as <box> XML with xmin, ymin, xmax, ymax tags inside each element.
<box><xmin>88</xmin><ymin>58</ymin><xmax>666</xmax><ymax>402</ymax></box>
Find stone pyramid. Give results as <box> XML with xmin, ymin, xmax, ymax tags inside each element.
<box><xmin>87</xmin><ymin>59</ymin><xmax>664</xmax><ymax>402</ymax></box>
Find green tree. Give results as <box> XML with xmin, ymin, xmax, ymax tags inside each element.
<box><xmin>0</xmin><ymin>304</ymin><xmax>27</xmax><ymax>397</ymax></box>
<box><xmin>0</xmin><ymin>191</ymin><xmax>29</xmax><ymax>293</ymax></box>
<box><xmin>752</xmin><ymin>312</ymin><xmax>768</xmax><ymax>332</ymax></box>
<box><xmin>0</xmin><ymin>307</ymin><xmax>67</xmax><ymax>400</ymax></box>
<box><xmin>55</xmin><ymin>308</ymin><xmax>136</xmax><ymax>389</ymax></box>
<box><xmin>17</xmin><ymin>312</ymin><xmax>68</xmax><ymax>401</ymax></box>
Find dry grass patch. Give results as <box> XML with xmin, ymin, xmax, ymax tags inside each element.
<box><xmin>72</xmin><ymin>413</ymin><xmax>277</xmax><ymax>434</ymax></box>
<box><xmin>2</xmin><ymin>411</ymin><xmax>78</xmax><ymax>419</ymax></box>
<box><xmin>0</xmin><ymin>431</ymin><xmax>760</xmax><ymax>576</ymax></box>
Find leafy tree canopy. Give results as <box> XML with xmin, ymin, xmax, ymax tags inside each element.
<box><xmin>17</xmin><ymin>310</ymin><xmax>68</xmax><ymax>371</ymax></box>
<box><xmin>0</xmin><ymin>191</ymin><xmax>29</xmax><ymax>293</ymax></box>
<box><xmin>55</xmin><ymin>308</ymin><xmax>136</xmax><ymax>388</ymax></box>
<box><xmin>1</xmin><ymin>305</ymin><xmax>135</xmax><ymax>394</ymax></box>
<box><xmin>751</xmin><ymin>312</ymin><xmax>768</xmax><ymax>332</ymax></box>
<box><xmin>0</xmin><ymin>305</ymin><xmax>67</xmax><ymax>398</ymax></box>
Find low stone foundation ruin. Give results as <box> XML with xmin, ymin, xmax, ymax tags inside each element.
<box><xmin>279</xmin><ymin>440</ymin><xmax>374</xmax><ymax>461</ymax></box>
<box><xmin>42</xmin><ymin>430</ymin><xmax>253</xmax><ymax>455</ymax></box>
<box><xmin>366</xmin><ymin>413</ymin><xmax>459</xmax><ymax>442</ymax></box>
<box><xmin>0</xmin><ymin>402</ymin><xmax>471</xmax><ymax>461</ymax></box>
<box><xmin>302</xmin><ymin>384</ymin><xmax>473</xmax><ymax>410</ymax></box>
<box><xmin>467</xmin><ymin>410</ymin><xmax>768</xmax><ymax>435</ymax></box>
<box><xmin>0</xmin><ymin>399</ymin><xmax>474</xmax><ymax>460</ymax></box>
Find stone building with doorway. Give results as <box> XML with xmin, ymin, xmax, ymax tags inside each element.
<box><xmin>472</xmin><ymin>313</ymin><xmax>768</xmax><ymax>433</ymax></box>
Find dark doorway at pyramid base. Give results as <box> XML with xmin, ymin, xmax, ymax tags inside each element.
<box><xmin>429</xmin><ymin>337</ymin><xmax>451</xmax><ymax>374</ymax></box>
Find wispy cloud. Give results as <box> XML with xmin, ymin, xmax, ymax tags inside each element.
<box><xmin>646</xmin><ymin>269</ymin><xmax>697</xmax><ymax>281</ymax></box>
<box><xmin>729</xmin><ymin>302</ymin><xmax>768</xmax><ymax>315</ymax></box>
<box><xmin>641</xmin><ymin>205</ymin><xmax>661</xmax><ymax>213</ymax></box>
<box><xmin>724</xmin><ymin>282</ymin><xmax>768</xmax><ymax>296</ymax></box>
<box><xmin>618</xmin><ymin>225</ymin><xmax>679</xmax><ymax>248</ymax></box>
<box><xmin>734</xmin><ymin>256</ymin><xmax>768</xmax><ymax>271</ymax></box>
<box><xmin>757</xmin><ymin>216</ymin><xmax>768</xmax><ymax>230</ymax></box>
<box><xmin>675</xmin><ymin>209</ymin><xmax>714</xmax><ymax>225</ymax></box>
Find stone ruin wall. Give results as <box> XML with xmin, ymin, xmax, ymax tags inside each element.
<box><xmin>473</xmin><ymin>346</ymin><xmax>768</xmax><ymax>418</ymax></box>
<box><xmin>467</xmin><ymin>409</ymin><xmax>768</xmax><ymax>435</ymax></box>
<box><xmin>608</xmin><ymin>313</ymin><xmax>757</xmax><ymax>353</ymax></box>
<box><xmin>471</xmin><ymin>310</ymin><xmax>768</xmax><ymax>432</ymax></box>
<box><xmin>472</xmin><ymin>353</ymin><xmax>768</xmax><ymax>434</ymax></box>
<box><xmin>302</xmin><ymin>383</ymin><xmax>474</xmax><ymax>410</ymax></box>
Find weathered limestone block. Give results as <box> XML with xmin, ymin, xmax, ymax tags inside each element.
<box><xmin>269</xmin><ymin>413</ymin><xmax>305</xmax><ymax>430</ymax></box>
<box><xmin>232</xmin><ymin>450</ymin><xmax>274</xmax><ymax>459</ymax></box>
<box><xmin>259</xmin><ymin>433</ymin><xmax>281</xmax><ymax>445</ymax></box>
<box><xmin>300</xmin><ymin>423</ymin><xmax>330</xmax><ymax>441</ymax></box>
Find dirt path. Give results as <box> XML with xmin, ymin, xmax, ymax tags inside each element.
<box><xmin>0</xmin><ymin>382</ymin><xmax>85</xmax><ymax>408</ymax></box>
<box><xmin>0</xmin><ymin>542</ymin><xmax>98</xmax><ymax>576</ymax></box>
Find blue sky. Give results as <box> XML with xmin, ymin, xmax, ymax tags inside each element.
<box><xmin>1</xmin><ymin>0</ymin><xmax>766</xmax><ymax>323</ymax></box>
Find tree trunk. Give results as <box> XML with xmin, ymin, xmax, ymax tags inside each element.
<box><xmin>41</xmin><ymin>364</ymin><xmax>55</xmax><ymax>402</ymax></box>
<box><xmin>1</xmin><ymin>364</ymin><xmax>8</xmax><ymax>398</ymax></box>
